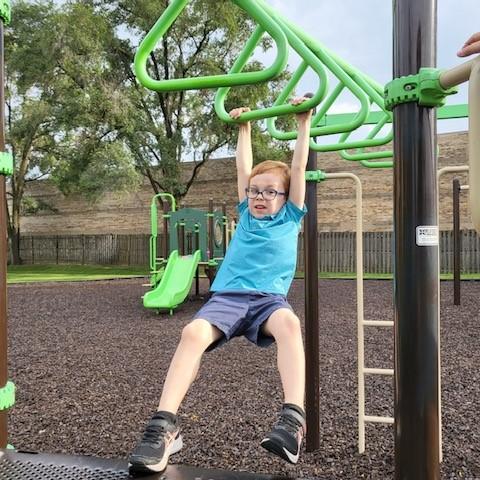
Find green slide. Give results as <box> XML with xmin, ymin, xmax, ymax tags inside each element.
<box><xmin>143</xmin><ymin>249</ymin><xmax>201</xmax><ymax>312</ymax></box>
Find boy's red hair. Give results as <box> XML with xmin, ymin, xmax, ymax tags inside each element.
<box><xmin>249</xmin><ymin>160</ymin><xmax>290</xmax><ymax>193</ymax></box>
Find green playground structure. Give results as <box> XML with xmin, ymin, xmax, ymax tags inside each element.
<box><xmin>143</xmin><ymin>249</ymin><xmax>201</xmax><ymax>313</ymax></box>
<box><xmin>143</xmin><ymin>193</ymin><xmax>232</xmax><ymax>313</ymax></box>
<box><xmin>134</xmin><ymin>0</ymin><xmax>468</xmax><ymax>169</ymax></box>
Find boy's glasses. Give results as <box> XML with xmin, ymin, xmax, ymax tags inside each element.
<box><xmin>245</xmin><ymin>187</ymin><xmax>286</xmax><ymax>201</ymax></box>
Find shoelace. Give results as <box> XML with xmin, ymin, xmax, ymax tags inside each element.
<box><xmin>275</xmin><ymin>412</ymin><xmax>303</xmax><ymax>436</ymax></box>
<box><xmin>141</xmin><ymin>421</ymin><xmax>169</xmax><ymax>444</ymax></box>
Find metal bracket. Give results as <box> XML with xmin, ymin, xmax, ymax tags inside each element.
<box><xmin>0</xmin><ymin>381</ymin><xmax>15</xmax><ymax>411</ymax></box>
<box><xmin>384</xmin><ymin>68</ymin><xmax>458</xmax><ymax>111</ymax></box>
<box><xmin>0</xmin><ymin>152</ymin><xmax>13</xmax><ymax>176</ymax></box>
<box><xmin>305</xmin><ymin>170</ymin><xmax>327</xmax><ymax>183</ymax></box>
<box><xmin>0</xmin><ymin>0</ymin><xmax>10</xmax><ymax>25</ymax></box>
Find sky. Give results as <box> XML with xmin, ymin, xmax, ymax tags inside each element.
<box><xmin>252</xmin><ymin>0</ymin><xmax>478</xmax><ymax>135</ymax></box>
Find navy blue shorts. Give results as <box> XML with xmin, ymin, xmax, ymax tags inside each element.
<box><xmin>193</xmin><ymin>291</ymin><xmax>293</xmax><ymax>351</ymax></box>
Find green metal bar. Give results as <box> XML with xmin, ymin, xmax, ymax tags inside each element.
<box><xmin>215</xmin><ymin>4</ymin><xmax>328</xmax><ymax>123</ymax></box>
<box><xmin>134</xmin><ymin>0</ymin><xmax>288</xmax><ymax>92</ymax></box>
<box><xmin>360</xmin><ymin>159</ymin><xmax>393</xmax><ymax>168</ymax></box>
<box><xmin>255</xmin><ymin>3</ymin><xmax>371</xmax><ymax>136</ymax></box>
<box><xmin>314</xmin><ymin>103</ymin><xmax>467</xmax><ymax>126</ymax></box>
<box><xmin>149</xmin><ymin>193</ymin><xmax>176</xmax><ymax>272</ymax></box>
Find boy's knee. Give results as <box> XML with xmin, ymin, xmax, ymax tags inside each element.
<box><xmin>269</xmin><ymin>310</ymin><xmax>301</xmax><ymax>338</ymax></box>
<box><xmin>181</xmin><ymin>319</ymin><xmax>214</xmax><ymax>347</ymax></box>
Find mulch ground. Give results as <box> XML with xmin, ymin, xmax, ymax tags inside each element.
<box><xmin>6</xmin><ymin>278</ymin><xmax>480</xmax><ymax>479</ymax></box>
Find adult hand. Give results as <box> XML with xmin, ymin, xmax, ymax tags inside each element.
<box><xmin>457</xmin><ymin>32</ymin><xmax>480</xmax><ymax>57</ymax></box>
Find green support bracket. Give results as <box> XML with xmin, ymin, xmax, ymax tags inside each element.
<box><xmin>0</xmin><ymin>0</ymin><xmax>11</xmax><ymax>25</ymax></box>
<box><xmin>384</xmin><ymin>68</ymin><xmax>458</xmax><ymax>111</ymax></box>
<box><xmin>305</xmin><ymin>170</ymin><xmax>327</xmax><ymax>183</ymax></box>
<box><xmin>0</xmin><ymin>381</ymin><xmax>15</xmax><ymax>410</ymax></box>
<box><xmin>0</xmin><ymin>152</ymin><xmax>13</xmax><ymax>176</ymax></box>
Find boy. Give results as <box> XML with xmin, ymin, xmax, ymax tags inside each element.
<box><xmin>129</xmin><ymin>97</ymin><xmax>313</xmax><ymax>475</ymax></box>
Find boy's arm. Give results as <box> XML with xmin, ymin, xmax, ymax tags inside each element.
<box><xmin>289</xmin><ymin>98</ymin><xmax>313</xmax><ymax>209</ymax></box>
<box><xmin>230</xmin><ymin>107</ymin><xmax>253</xmax><ymax>202</ymax></box>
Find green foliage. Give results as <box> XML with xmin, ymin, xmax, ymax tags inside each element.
<box><xmin>21</xmin><ymin>196</ymin><xmax>58</xmax><ymax>215</ymax></box>
<box><xmin>5</xmin><ymin>0</ymin><xmax>297</xmax><ymax>263</ymax></box>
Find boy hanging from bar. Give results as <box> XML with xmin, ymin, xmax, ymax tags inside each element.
<box><xmin>129</xmin><ymin>97</ymin><xmax>313</xmax><ymax>475</ymax></box>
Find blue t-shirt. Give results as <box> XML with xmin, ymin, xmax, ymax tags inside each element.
<box><xmin>211</xmin><ymin>199</ymin><xmax>307</xmax><ymax>296</ymax></box>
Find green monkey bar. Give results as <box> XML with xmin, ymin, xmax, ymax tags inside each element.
<box><xmin>149</xmin><ymin>193</ymin><xmax>176</xmax><ymax>273</ymax></box>
<box><xmin>134</xmin><ymin>0</ymin><xmax>289</xmax><ymax>92</ymax></box>
<box><xmin>134</xmin><ymin>0</ymin><xmax>466</xmax><ymax>168</ymax></box>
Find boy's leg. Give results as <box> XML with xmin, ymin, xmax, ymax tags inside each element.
<box><xmin>158</xmin><ymin>318</ymin><xmax>223</xmax><ymax>413</ymax></box>
<box><xmin>129</xmin><ymin>319</ymin><xmax>222</xmax><ymax>475</ymax></box>
<box><xmin>261</xmin><ymin>308</ymin><xmax>305</xmax><ymax>408</ymax></box>
<box><xmin>260</xmin><ymin>308</ymin><xmax>306</xmax><ymax>464</ymax></box>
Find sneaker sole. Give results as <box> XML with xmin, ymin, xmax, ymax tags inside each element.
<box><xmin>128</xmin><ymin>434</ymin><xmax>183</xmax><ymax>475</ymax></box>
<box><xmin>260</xmin><ymin>437</ymin><xmax>299</xmax><ymax>464</ymax></box>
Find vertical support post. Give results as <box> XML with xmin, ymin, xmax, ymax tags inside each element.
<box><xmin>452</xmin><ymin>178</ymin><xmax>461</xmax><ymax>305</ymax></box>
<box><xmin>178</xmin><ymin>222</ymin><xmax>185</xmax><ymax>256</ymax></box>
<box><xmin>222</xmin><ymin>202</ymin><xmax>227</xmax><ymax>256</ymax></box>
<box><xmin>162</xmin><ymin>203</ymin><xmax>169</xmax><ymax>259</ymax></box>
<box><xmin>208</xmin><ymin>199</ymin><xmax>214</xmax><ymax>260</ymax></box>
<box><xmin>393</xmin><ymin>0</ymin><xmax>440</xmax><ymax>478</ymax></box>
<box><xmin>304</xmin><ymin>134</ymin><xmax>319</xmax><ymax>452</ymax></box>
<box><xmin>194</xmin><ymin>225</ymin><xmax>200</xmax><ymax>296</ymax></box>
<box><xmin>0</xmin><ymin>19</ymin><xmax>8</xmax><ymax>449</ymax></box>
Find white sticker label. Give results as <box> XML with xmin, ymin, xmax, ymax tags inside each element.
<box><xmin>416</xmin><ymin>226</ymin><xmax>439</xmax><ymax>246</ymax></box>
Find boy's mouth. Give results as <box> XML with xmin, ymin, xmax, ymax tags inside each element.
<box><xmin>254</xmin><ymin>204</ymin><xmax>267</xmax><ymax>210</ymax></box>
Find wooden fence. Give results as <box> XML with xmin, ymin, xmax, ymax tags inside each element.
<box><xmin>17</xmin><ymin>230</ymin><xmax>480</xmax><ymax>274</ymax></box>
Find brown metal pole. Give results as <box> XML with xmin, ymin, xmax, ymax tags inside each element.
<box><xmin>222</xmin><ymin>202</ymin><xmax>227</xmax><ymax>256</ymax></box>
<box><xmin>0</xmin><ymin>20</ymin><xmax>9</xmax><ymax>449</ymax></box>
<box><xmin>452</xmin><ymin>178</ymin><xmax>461</xmax><ymax>305</ymax></box>
<box><xmin>178</xmin><ymin>222</ymin><xmax>185</xmax><ymax>256</ymax></box>
<box><xmin>304</xmin><ymin>124</ymin><xmax>319</xmax><ymax>451</ymax></box>
<box><xmin>162</xmin><ymin>203</ymin><xmax>169</xmax><ymax>259</ymax></box>
<box><xmin>208</xmin><ymin>199</ymin><xmax>214</xmax><ymax>260</ymax></box>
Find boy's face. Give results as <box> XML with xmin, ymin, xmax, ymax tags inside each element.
<box><xmin>247</xmin><ymin>172</ymin><xmax>287</xmax><ymax>219</ymax></box>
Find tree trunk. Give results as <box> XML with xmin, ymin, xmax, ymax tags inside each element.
<box><xmin>9</xmin><ymin>227</ymin><xmax>21</xmax><ymax>265</ymax></box>
<box><xmin>7</xmin><ymin>198</ymin><xmax>22</xmax><ymax>265</ymax></box>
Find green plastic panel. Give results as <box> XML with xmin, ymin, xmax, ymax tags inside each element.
<box><xmin>0</xmin><ymin>0</ymin><xmax>11</xmax><ymax>25</ymax></box>
<box><xmin>0</xmin><ymin>152</ymin><xmax>13</xmax><ymax>176</ymax></box>
<box><xmin>0</xmin><ymin>381</ymin><xmax>15</xmax><ymax>411</ymax></box>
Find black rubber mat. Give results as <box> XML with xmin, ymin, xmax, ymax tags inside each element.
<box><xmin>0</xmin><ymin>450</ymin><xmax>298</xmax><ymax>480</ymax></box>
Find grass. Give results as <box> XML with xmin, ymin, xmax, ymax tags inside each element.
<box><xmin>296</xmin><ymin>271</ymin><xmax>480</xmax><ymax>280</ymax></box>
<box><xmin>7</xmin><ymin>264</ymin><xmax>148</xmax><ymax>284</ymax></box>
<box><xmin>6</xmin><ymin>265</ymin><xmax>480</xmax><ymax>284</ymax></box>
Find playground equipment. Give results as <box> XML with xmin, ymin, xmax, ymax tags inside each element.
<box><xmin>437</xmin><ymin>165</ymin><xmax>471</xmax><ymax>307</ymax></box>
<box><xmin>1</xmin><ymin>1</ymin><xmax>479</xmax><ymax>479</ymax></box>
<box><xmin>143</xmin><ymin>194</ymin><xmax>231</xmax><ymax>313</ymax></box>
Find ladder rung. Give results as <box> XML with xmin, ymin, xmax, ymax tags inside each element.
<box><xmin>364</xmin><ymin>368</ymin><xmax>394</xmax><ymax>376</ymax></box>
<box><xmin>363</xmin><ymin>320</ymin><xmax>394</xmax><ymax>327</ymax></box>
<box><xmin>364</xmin><ymin>415</ymin><xmax>394</xmax><ymax>424</ymax></box>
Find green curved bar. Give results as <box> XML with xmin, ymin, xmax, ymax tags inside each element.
<box><xmin>150</xmin><ymin>193</ymin><xmax>176</xmax><ymax>270</ymax></box>
<box><xmin>256</xmin><ymin>0</ymin><xmax>370</xmax><ymax>137</ymax></box>
<box><xmin>134</xmin><ymin>0</ymin><xmax>288</xmax><ymax>92</ymax></box>
<box><xmin>152</xmin><ymin>193</ymin><xmax>176</xmax><ymax>212</ymax></box>
<box><xmin>360</xmin><ymin>159</ymin><xmax>393</xmax><ymax>168</ymax></box>
<box><xmin>337</xmin><ymin>113</ymin><xmax>393</xmax><ymax>157</ymax></box>
<box><xmin>215</xmin><ymin>5</ymin><xmax>328</xmax><ymax>123</ymax></box>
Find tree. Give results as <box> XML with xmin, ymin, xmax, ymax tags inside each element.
<box><xmin>5</xmin><ymin>0</ymin><xmax>60</xmax><ymax>263</ymax></box>
<box><xmin>5</xmin><ymin>0</ymin><xmax>295</xmax><ymax>263</ymax></box>
<box><xmin>5</xmin><ymin>0</ymin><xmax>139</xmax><ymax>263</ymax></box>
<box><xmin>94</xmin><ymin>0</ymin><xmax>294</xmax><ymax>200</ymax></box>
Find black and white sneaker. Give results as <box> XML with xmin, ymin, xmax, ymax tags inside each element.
<box><xmin>128</xmin><ymin>411</ymin><xmax>183</xmax><ymax>476</ymax></box>
<box><xmin>260</xmin><ymin>404</ymin><xmax>306</xmax><ymax>464</ymax></box>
